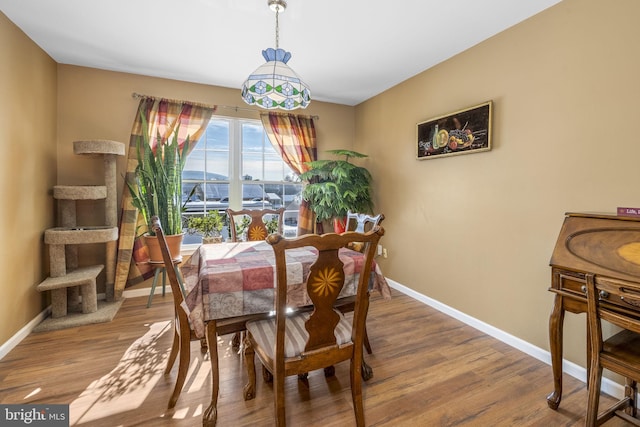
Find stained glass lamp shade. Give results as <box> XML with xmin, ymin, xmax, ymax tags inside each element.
<box><xmin>241</xmin><ymin>48</ymin><xmax>311</xmax><ymax>110</ymax></box>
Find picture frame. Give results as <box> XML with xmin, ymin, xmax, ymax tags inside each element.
<box><xmin>416</xmin><ymin>101</ymin><xmax>492</xmax><ymax>160</ymax></box>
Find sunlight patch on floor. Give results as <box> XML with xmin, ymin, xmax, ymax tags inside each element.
<box><xmin>186</xmin><ymin>357</ymin><xmax>210</xmax><ymax>395</ymax></box>
<box><xmin>69</xmin><ymin>320</ymin><xmax>172</xmax><ymax>425</ymax></box>
<box><xmin>23</xmin><ymin>388</ymin><xmax>41</xmax><ymax>399</ymax></box>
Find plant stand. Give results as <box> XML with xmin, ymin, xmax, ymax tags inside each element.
<box><xmin>146</xmin><ymin>260</ymin><xmax>186</xmax><ymax>308</ymax></box>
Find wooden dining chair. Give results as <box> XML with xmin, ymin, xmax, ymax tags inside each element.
<box><xmin>340</xmin><ymin>210</ymin><xmax>385</xmax><ymax>355</ymax></box>
<box><xmin>243</xmin><ymin>226</ymin><xmax>384</xmax><ymax>426</ymax></box>
<box><xmin>346</xmin><ymin>210</ymin><xmax>384</xmax><ymax>233</ymax></box>
<box><xmin>227</xmin><ymin>207</ymin><xmax>285</xmax><ymax>347</ymax></box>
<box><xmin>149</xmin><ymin>216</ymin><xmax>202</xmax><ymax>409</ymax></box>
<box><xmin>226</xmin><ymin>207</ymin><xmax>285</xmax><ymax>242</ymax></box>
<box><xmin>585</xmin><ymin>273</ymin><xmax>640</xmax><ymax>426</ymax></box>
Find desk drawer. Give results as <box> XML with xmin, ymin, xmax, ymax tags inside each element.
<box><xmin>595</xmin><ymin>276</ymin><xmax>640</xmax><ymax>313</ymax></box>
<box><xmin>552</xmin><ymin>269</ymin><xmax>587</xmax><ymax>298</ymax></box>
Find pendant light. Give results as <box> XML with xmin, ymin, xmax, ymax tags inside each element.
<box><xmin>241</xmin><ymin>0</ymin><xmax>311</xmax><ymax>110</ymax></box>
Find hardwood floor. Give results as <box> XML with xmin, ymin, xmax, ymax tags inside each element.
<box><xmin>0</xmin><ymin>288</ymin><xmax>633</xmax><ymax>426</ymax></box>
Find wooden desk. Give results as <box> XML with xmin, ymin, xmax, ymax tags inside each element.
<box><xmin>547</xmin><ymin>212</ymin><xmax>640</xmax><ymax>410</ymax></box>
<box><xmin>180</xmin><ymin>240</ymin><xmax>391</xmax><ymax>426</ymax></box>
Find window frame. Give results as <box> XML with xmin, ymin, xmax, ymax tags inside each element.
<box><xmin>182</xmin><ymin>115</ymin><xmax>301</xmax><ymax>246</ymax></box>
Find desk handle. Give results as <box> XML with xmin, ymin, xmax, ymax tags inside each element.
<box><xmin>581</xmin><ymin>285</ymin><xmax>609</xmax><ymax>300</ymax></box>
<box><xmin>620</xmin><ymin>295</ymin><xmax>640</xmax><ymax>308</ymax></box>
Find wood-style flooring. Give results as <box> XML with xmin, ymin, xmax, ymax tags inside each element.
<box><xmin>0</xmin><ymin>289</ymin><xmax>633</xmax><ymax>426</ymax></box>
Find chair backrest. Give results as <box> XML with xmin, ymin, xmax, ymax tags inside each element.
<box><xmin>282</xmin><ymin>210</ymin><xmax>299</xmax><ymax>238</ymax></box>
<box><xmin>346</xmin><ymin>210</ymin><xmax>384</xmax><ymax>233</ymax></box>
<box><xmin>227</xmin><ymin>208</ymin><xmax>285</xmax><ymax>242</ymax></box>
<box><xmin>150</xmin><ymin>216</ymin><xmax>186</xmax><ymax>309</ymax></box>
<box><xmin>586</xmin><ymin>274</ymin><xmax>640</xmax><ymax>352</ymax></box>
<box><xmin>267</xmin><ymin>226</ymin><xmax>384</xmax><ymax>354</ymax></box>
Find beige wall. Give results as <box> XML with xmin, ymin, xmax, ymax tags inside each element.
<box><xmin>356</xmin><ymin>0</ymin><xmax>640</xmax><ymax>368</ymax></box>
<box><xmin>0</xmin><ymin>13</ymin><xmax>57</xmax><ymax>345</ymax></box>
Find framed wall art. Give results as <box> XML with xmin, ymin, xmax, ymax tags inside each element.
<box><xmin>416</xmin><ymin>101</ymin><xmax>492</xmax><ymax>160</ymax></box>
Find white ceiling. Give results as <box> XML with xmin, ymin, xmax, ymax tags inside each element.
<box><xmin>1</xmin><ymin>0</ymin><xmax>561</xmax><ymax>106</ymax></box>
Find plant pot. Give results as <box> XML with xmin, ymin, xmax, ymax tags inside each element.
<box><xmin>203</xmin><ymin>236</ymin><xmax>223</xmax><ymax>244</ymax></box>
<box><xmin>333</xmin><ymin>217</ymin><xmax>347</xmax><ymax>234</ymax></box>
<box><xmin>144</xmin><ymin>233</ymin><xmax>184</xmax><ymax>263</ymax></box>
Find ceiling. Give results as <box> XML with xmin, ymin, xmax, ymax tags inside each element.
<box><xmin>1</xmin><ymin>0</ymin><xmax>561</xmax><ymax>106</ymax></box>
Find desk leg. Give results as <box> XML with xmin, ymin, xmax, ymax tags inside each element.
<box><xmin>203</xmin><ymin>320</ymin><xmax>218</xmax><ymax>427</ymax></box>
<box><xmin>547</xmin><ymin>293</ymin><xmax>565</xmax><ymax>410</ymax></box>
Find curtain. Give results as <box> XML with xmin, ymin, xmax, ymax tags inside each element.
<box><xmin>260</xmin><ymin>112</ymin><xmax>317</xmax><ymax>235</ymax></box>
<box><xmin>114</xmin><ymin>97</ymin><xmax>214</xmax><ymax>297</ymax></box>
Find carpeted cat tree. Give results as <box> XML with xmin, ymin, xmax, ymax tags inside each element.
<box><xmin>36</xmin><ymin>140</ymin><xmax>125</xmax><ymax>331</ymax></box>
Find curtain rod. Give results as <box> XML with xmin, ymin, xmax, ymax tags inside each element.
<box><xmin>131</xmin><ymin>92</ymin><xmax>318</xmax><ymax>120</ymax></box>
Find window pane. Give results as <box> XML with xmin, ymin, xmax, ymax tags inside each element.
<box><xmin>242</xmin><ymin>152</ymin><xmax>262</xmax><ymax>181</ymax></box>
<box><xmin>205</xmin><ymin>151</ymin><xmax>229</xmax><ymax>179</ymax></box>
<box><xmin>205</xmin><ymin>121</ymin><xmax>230</xmax><ymax>150</ymax></box>
<box><xmin>242</xmin><ymin>122</ymin><xmax>268</xmax><ymax>181</ymax></box>
<box><xmin>264</xmin><ymin>152</ymin><xmax>283</xmax><ymax>181</ymax></box>
<box><xmin>183</xmin><ymin>117</ymin><xmax>301</xmax><ymax>242</ymax></box>
<box><xmin>184</xmin><ymin>151</ymin><xmax>205</xmax><ymax>179</ymax></box>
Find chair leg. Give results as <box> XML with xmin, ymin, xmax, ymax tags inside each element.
<box><xmin>168</xmin><ymin>325</ymin><xmax>192</xmax><ymax>409</ymax></box>
<box><xmin>164</xmin><ymin>320</ymin><xmax>179</xmax><ymax>375</ymax></box>
<box><xmin>361</xmin><ymin>358</ymin><xmax>373</xmax><ymax>381</ymax></box>
<box><xmin>263</xmin><ymin>365</ymin><xmax>273</xmax><ymax>383</ymax></box>
<box><xmin>203</xmin><ymin>321</ymin><xmax>219</xmax><ymax>427</ymax></box>
<box><xmin>200</xmin><ymin>337</ymin><xmax>208</xmax><ymax>353</ymax></box>
<box><xmin>275</xmin><ymin>367</ymin><xmax>286</xmax><ymax>427</ymax></box>
<box><xmin>232</xmin><ymin>331</ymin><xmax>242</xmax><ymax>349</ymax></box>
<box><xmin>243</xmin><ymin>333</ymin><xmax>256</xmax><ymax>400</ymax></box>
<box><xmin>363</xmin><ymin>325</ymin><xmax>372</xmax><ymax>354</ymax></box>
<box><xmin>350</xmin><ymin>358</ymin><xmax>365</xmax><ymax>427</ymax></box>
<box><xmin>363</xmin><ymin>293</ymin><xmax>373</xmax><ymax>354</ymax></box>
<box><xmin>585</xmin><ymin>361</ymin><xmax>603</xmax><ymax>427</ymax></box>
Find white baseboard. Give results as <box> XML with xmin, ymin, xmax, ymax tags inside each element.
<box><xmin>386</xmin><ymin>278</ymin><xmax>626</xmax><ymax>400</ymax></box>
<box><xmin>0</xmin><ymin>287</ymin><xmax>167</xmax><ymax>361</ymax></box>
<box><xmin>122</xmin><ymin>286</ymin><xmax>172</xmax><ymax>299</ymax></box>
<box><xmin>0</xmin><ymin>306</ymin><xmax>51</xmax><ymax>360</ymax></box>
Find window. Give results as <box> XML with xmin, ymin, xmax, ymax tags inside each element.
<box><xmin>182</xmin><ymin>117</ymin><xmax>302</xmax><ymax>242</ymax></box>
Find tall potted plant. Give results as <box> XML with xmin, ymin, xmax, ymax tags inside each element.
<box><xmin>127</xmin><ymin>113</ymin><xmax>191</xmax><ymax>261</ymax></box>
<box><xmin>299</xmin><ymin>149</ymin><xmax>374</xmax><ymax>233</ymax></box>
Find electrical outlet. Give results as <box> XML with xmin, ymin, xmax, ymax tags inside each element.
<box><xmin>382</xmin><ymin>248</ymin><xmax>388</xmax><ymax>258</ymax></box>
<box><xmin>377</xmin><ymin>244</ymin><xmax>383</xmax><ymax>256</ymax></box>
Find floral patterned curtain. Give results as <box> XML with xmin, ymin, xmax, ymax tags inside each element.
<box><xmin>260</xmin><ymin>112</ymin><xmax>317</xmax><ymax>235</ymax></box>
<box><xmin>114</xmin><ymin>97</ymin><xmax>214</xmax><ymax>297</ymax></box>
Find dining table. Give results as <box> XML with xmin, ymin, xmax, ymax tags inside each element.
<box><xmin>179</xmin><ymin>239</ymin><xmax>392</xmax><ymax>426</ymax></box>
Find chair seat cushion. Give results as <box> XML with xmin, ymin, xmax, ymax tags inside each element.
<box><xmin>247</xmin><ymin>311</ymin><xmax>352</xmax><ymax>358</ymax></box>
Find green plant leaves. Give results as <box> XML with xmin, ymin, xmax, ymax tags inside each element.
<box><xmin>187</xmin><ymin>210</ymin><xmax>224</xmax><ymax>238</ymax></box>
<box><xmin>127</xmin><ymin>111</ymin><xmax>191</xmax><ymax>236</ymax></box>
<box><xmin>300</xmin><ymin>149</ymin><xmax>373</xmax><ymax>222</ymax></box>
